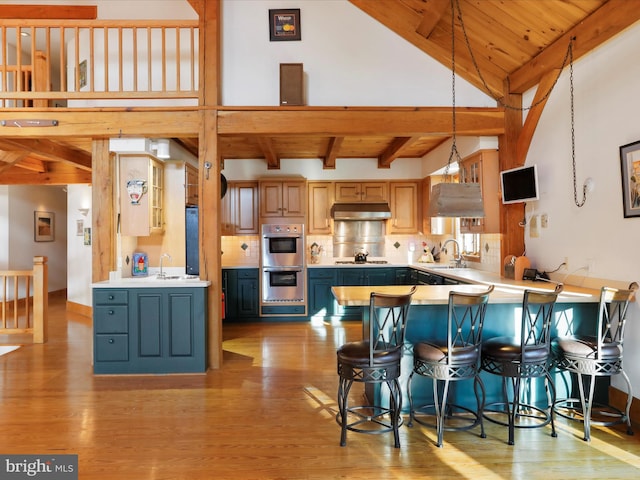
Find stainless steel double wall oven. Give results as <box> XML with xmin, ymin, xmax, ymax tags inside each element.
<box><xmin>260</xmin><ymin>224</ymin><xmax>306</xmax><ymax>316</ymax></box>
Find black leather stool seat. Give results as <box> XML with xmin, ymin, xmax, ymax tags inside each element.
<box><xmin>552</xmin><ymin>336</ymin><xmax>622</xmax><ymax>360</ymax></box>
<box><xmin>414</xmin><ymin>341</ymin><xmax>479</xmax><ymax>366</ymax></box>
<box><xmin>483</xmin><ymin>336</ymin><xmax>549</xmax><ymax>364</ymax></box>
<box><xmin>337</xmin><ymin>341</ymin><xmax>402</xmax><ymax>367</ymax></box>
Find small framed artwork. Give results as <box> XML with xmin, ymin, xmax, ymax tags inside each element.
<box><xmin>619</xmin><ymin>140</ymin><xmax>640</xmax><ymax>218</ymax></box>
<box><xmin>34</xmin><ymin>211</ymin><xmax>54</xmax><ymax>242</ymax></box>
<box><xmin>269</xmin><ymin>9</ymin><xmax>301</xmax><ymax>41</ymax></box>
<box><xmin>84</xmin><ymin>228</ymin><xmax>92</xmax><ymax>246</ymax></box>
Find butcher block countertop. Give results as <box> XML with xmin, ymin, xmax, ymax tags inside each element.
<box><xmin>331</xmin><ymin>282</ymin><xmax>599</xmax><ymax>307</ymax></box>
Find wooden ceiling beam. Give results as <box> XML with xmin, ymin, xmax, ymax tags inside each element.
<box><xmin>257</xmin><ymin>137</ymin><xmax>280</xmax><ymax>169</ymax></box>
<box><xmin>323</xmin><ymin>137</ymin><xmax>343</xmax><ymax>169</ymax></box>
<box><xmin>415</xmin><ymin>0</ymin><xmax>449</xmax><ymax>38</ymax></box>
<box><xmin>0</xmin><ymin>138</ymin><xmax>91</xmax><ymax>171</ymax></box>
<box><xmin>0</xmin><ymin>150</ymin><xmax>28</xmax><ymax>174</ymax></box>
<box><xmin>218</xmin><ymin>107</ymin><xmax>504</xmax><ymax>136</ymax></box>
<box><xmin>0</xmin><ymin>5</ymin><xmax>97</xmax><ymax>19</ymax></box>
<box><xmin>508</xmin><ymin>0</ymin><xmax>640</xmax><ymax>94</ymax></box>
<box><xmin>379</xmin><ymin>136</ymin><xmax>421</xmax><ymax>168</ymax></box>
<box><xmin>0</xmin><ymin>110</ymin><xmax>200</xmax><ymax>138</ymax></box>
<box><xmin>12</xmin><ymin>157</ymin><xmax>46</xmax><ymax>173</ymax></box>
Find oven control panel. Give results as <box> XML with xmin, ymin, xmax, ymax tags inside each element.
<box><xmin>262</xmin><ymin>224</ymin><xmax>303</xmax><ymax>235</ymax></box>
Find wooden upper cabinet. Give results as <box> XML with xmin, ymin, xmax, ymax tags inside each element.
<box><xmin>389</xmin><ymin>181</ymin><xmax>420</xmax><ymax>234</ymax></box>
<box><xmin>185</xmin><ymin>163</ymin><xmax>198</xmax><ymax>206</ymax></box>
<box><xmin>335</xmin><ymin>181</ymin><xmax>388</xmax><ymax>203</ymax></box>
<box><xmin>119</xmin><ymin>154</ymin><xmax>164</xmax><ymax>236</ymax></box>
<box><xmin>307</xmin><ymin>181</ymin><xmax>334</xmax><ymax>234</ymax></box>
<box><xmin>259</xmin><ymin>179</ymin><xmax>306</xmax><ymax>218</ymax></box>
<box><xmin>221</xmin><ymin>181</ymin><xmax>259</xmax><ymax>235</ymax></box>
<box><xmin>459</xmin><ymin>149</ymin><xmax>500</xmax><ymax>234</ymax></box>
<box><xmin>234</xmin><ymin>181</ymin><xmax>259</xmax><ymax>234</ymax></box>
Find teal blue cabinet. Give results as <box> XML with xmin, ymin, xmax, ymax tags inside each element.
<box><xmin>308</xmin><ymin>268</ymin><xmax>337</xmax><ymax>319</ymax></box>
<box><xmin>337</xmin><ymin>267</ymin><xmax>394</xmax><ymax>286</ymax></box>
<box><xmin>93</xmin><ymin>287</ymin><xmax>208</xmax><ymax>374</ymax></box>
<box><xmin>222</xmin><ymin>268</ymin><xmax>259</xmax><ymax>321</ymax></box>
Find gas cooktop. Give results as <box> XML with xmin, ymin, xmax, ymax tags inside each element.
<box><xmin>335</xmin><ymin>260</ymin><xmax>389</xmax><ymax>265</ymax></box>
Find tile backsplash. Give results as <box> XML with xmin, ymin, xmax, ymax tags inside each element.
<box><xmin>222</xmin><ymin>233</ymin><xmax>502</xmax><ymax>275</ymax></box>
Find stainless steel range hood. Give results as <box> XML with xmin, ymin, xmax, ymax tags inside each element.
<box><xmin>331</xmin><ymin>203</ymin><xmax>392</xmax><ymax>220</ymax></box>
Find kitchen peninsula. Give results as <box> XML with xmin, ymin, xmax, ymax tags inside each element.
<box><xmin>92</xmin><ymin>277</ymin><xmax>211</xmax><ymax>374</ymax></box>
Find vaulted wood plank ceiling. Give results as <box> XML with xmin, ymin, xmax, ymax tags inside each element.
<box><xmin>1</xmin><ymin>0</ymin><xmax>639</xmax><ymax>183</ymax></box>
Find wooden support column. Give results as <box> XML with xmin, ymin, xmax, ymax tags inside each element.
<box><xmin>199</xmin><ymin>0</ymin><xmax>222</xmax><ymax>369</ymax></box>
<box><xmin>32</xmin><ymin>256</ymin><xmax>48</xmax><ymax>343</ymax></box>
<box><xmin>498</xmin><ymin>89</ymin><xmax>525</xmax><ymax>260</ymax></box>
<box><xmin>91</xmin><ymin>138</ymin><xmax>115</xmax><ymax>283</ymax></box>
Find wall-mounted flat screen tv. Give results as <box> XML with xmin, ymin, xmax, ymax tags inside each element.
<box><xmin>500</xmin><ymin>164</ymin><xmax>539</xmax><ymax>204</ymax></box>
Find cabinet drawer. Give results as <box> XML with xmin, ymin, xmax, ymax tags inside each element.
<box><xmin>94</xmin><ymin>290</ymin><xmax>128</xmax><ymax>305</ymax></box>
<box><xmin>95</xmin><ymin>334</ymin><xmax>129</xmax><ymax>362</ymax></box>
<box><xmin>308</xmin><ymin>269</ymin><xmax>336</xmax><ymax>280</ymax></box>
<box><xmin>237</xmin><ymin>269</ymin><xmax>258</xmax><ymax>279</ymax></box>
<box><xmin>94</xmin><ymin>305</ymin><xmax>129</xmax><ymax>333</ymax></box>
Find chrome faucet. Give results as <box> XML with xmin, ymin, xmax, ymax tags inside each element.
<box><xmin>159</xmin><ymin>253</ymin><xmax>172</xmax><ymax>278</ymax></box>
<box><xmin>441</xmin><ymin>239</ymin><xmax>465</xmax><ymax>268</ymax></box>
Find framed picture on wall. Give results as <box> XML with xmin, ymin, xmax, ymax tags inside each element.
<box><xmin>619</xmin><ymin>140</ymin><xmax>640</xmax><ymax>218</ymax></box>
<box><xmin>269</xmin><ymin>9</ymin><xmax>301</xmax><ymax>41</ymax></box>
<box><xmin>34</xmin><ymin>211</ymin><xmax>54</xmax><ymax>242</ymax></box>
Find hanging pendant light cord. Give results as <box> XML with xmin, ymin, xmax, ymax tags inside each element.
<box><xmin>444</xmin><ymin>0</ymin><xmax>461</xmax><ymax>179</ymax></box>
<box><xmin>569</xmin><ymin>43</ymin><xmax>587</xmax><ymax>207</ymax></box>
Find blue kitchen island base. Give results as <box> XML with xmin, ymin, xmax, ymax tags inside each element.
<box><xmin>93</xmin><ymin>286</ymin><xmax>208</xmax><ymax>374</ymax></box>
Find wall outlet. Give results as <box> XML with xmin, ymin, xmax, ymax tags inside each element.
<box><xmin>541</xmin><ymin>213</ymin><xmax>548</xmax><ymax>228</ymax></box>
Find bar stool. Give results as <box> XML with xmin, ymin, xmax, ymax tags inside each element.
<box><xmin>407</xmin><ymin>285</ymin><xmax>494</xmax><ymax>448</ymax></box>
<box><xmin>552</xmin><ymin>282</ymin><xmax>638</xmax><ymax>441</ymax></box>
<box><xmin>336</xmin><ymin>286</ymin><xmax>416</xmax><ymax>448</ymax></box>
<box><xmin>481</xmin><ymin>284</ymin><xmax>563</xmax><ymax>445</ymax></box>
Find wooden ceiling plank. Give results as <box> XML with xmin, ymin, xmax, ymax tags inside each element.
<box><xmin>415</xmin><ymin>0</ymin><xmax>448</xmax><ymax>38</ymax></box>
<box><xmin>323</xmin><ymin>137</ymin><xmax>343</xmax><ymax>169</ymax></box>
<box><xmin>378</xmin><ymin>136</ymin><xmax>421</xmax><ymax>168</ymax></box>
<box><xmin>508</xmin><ymin>0</ymin><xmax>640</xmax><ymax>94</ymax></box>
<box><xmin>13</xmin><ymin>157</ymin><xmax>46</xmax><ymax>173</ymax></box>
<box><xmin>257</xmin><ymin>137</ymin><xmax>280</xmax><ymax>170</ymax></box>
<box><xmin>0</xmin><ymin>5</ymin><xmax>97</xmax><ymax>19</ymax></box>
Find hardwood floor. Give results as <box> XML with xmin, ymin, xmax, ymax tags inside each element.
<box><xmin>1</xmin><ymin>296</ymin><xmax>639</xmax><ymax>479</ymax></box>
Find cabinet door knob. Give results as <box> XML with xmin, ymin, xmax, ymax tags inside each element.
<box><xmin>108</xmin><ymin>310</ymin><xmax>114</xmax><ymax>315</ymax></box>
<box><xmin>108</xmin><ymin>295</ymin><xmax>114</xmax><ymax>300</ymax></box>
<box><xmin>108</xmin><ymin>338</ymin><xmax>115</xmax><ymax>344</ymax></box>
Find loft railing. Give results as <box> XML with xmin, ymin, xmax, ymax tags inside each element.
<box><xmin>0</xmin><ymin>256</ymin><xmax>48</xmax><ymax>343</ymax></box>
<box><xmin>0</xmin><ymin>20</ymin><xmax>199</xmax><ymax>107</ymax></box>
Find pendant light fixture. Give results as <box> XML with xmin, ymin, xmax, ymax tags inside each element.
<box><xmin>429</xmin><ymin>0</ymin><xmax>484</xmax><ymax>218</ymax></box>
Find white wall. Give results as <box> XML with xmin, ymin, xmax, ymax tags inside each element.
<box><xmin>66</xmin><ymin>185</ymin><xmax>92</xmax><ymax>306</ymax></box>
<box><xmin>7</xmin><ymin>185</ymin><xmax>67</xmax><ymax>293</ymax></box>
<box><xmin>516</xmin><ymin>26</ymin><xmax>640</xmax><ymax>393</ymax></box>
<box><xmin>0</xmin><ymin>186</ymin><xmax>8</xmax><ymax>270</ymax></box>
<box><xmin>222</xmin><ymin>0</ymin><xmax>493</xmax><ymax>108</ymax></box>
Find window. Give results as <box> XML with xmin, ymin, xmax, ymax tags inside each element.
<box><xmin>461</xmin><ymin>233</ymin><xmax>481</xmax><ymax>260</ymax></box>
